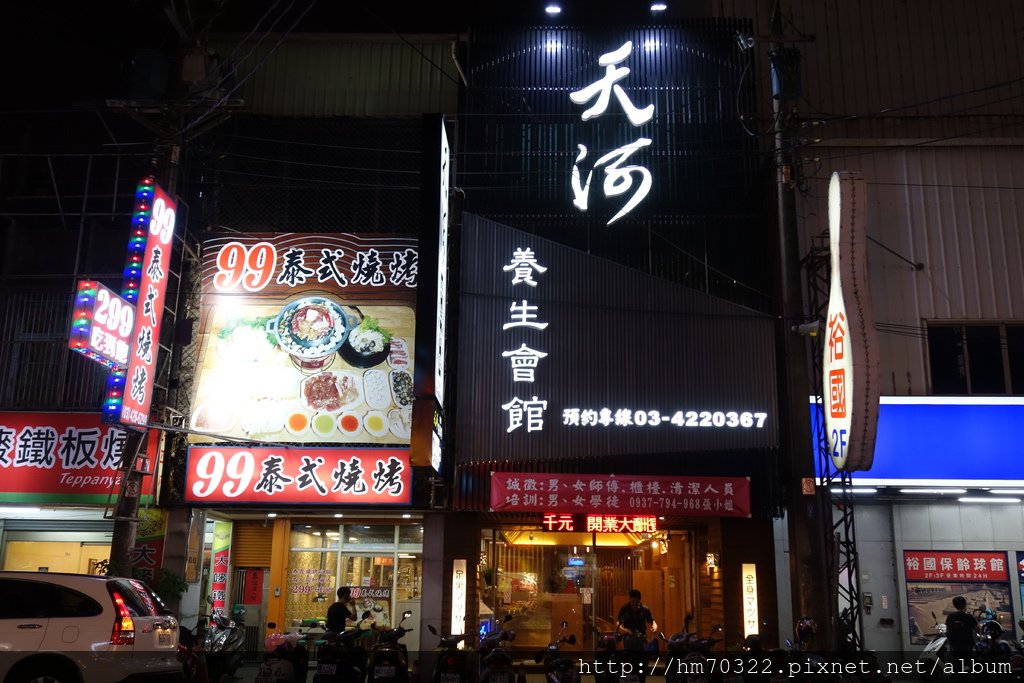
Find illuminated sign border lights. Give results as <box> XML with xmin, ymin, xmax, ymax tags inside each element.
<box><xmin>69</xmin><ymin>280</ymin><xmax>128</xmax><ymax>371</ymax></box>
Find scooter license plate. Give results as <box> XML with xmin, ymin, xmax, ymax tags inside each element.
<box><xmin>375</xmin><ymin>665</ymin><xmax>396</xmax><ymax>678</ymax></box>
<box><xmin>318</xmin><ymin>663</ymin><xmax>337</xmax><ymax>675</ymax></box>
<box><xmin>440</xmin><ymin>674</ymin><xmax>461</xmax><ymax>683</ymax></box>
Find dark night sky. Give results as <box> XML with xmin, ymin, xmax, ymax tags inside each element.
<box><xmin>0</xmin><ymin>0</ymin><xmax>692</xmax><ymax>106</ymax></box>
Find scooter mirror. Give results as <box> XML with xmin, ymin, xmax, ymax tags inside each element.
<box><xmin>561</xmin><ymin>620</ymin><xmax>568</xmax><ymax>628</ymax></box>
<box><xmin>403</xmin><ymin>610</ymin><xmax>413</xmax><ymax>619</ymax></box>
<box><xmin>567</xmin><ymin>634</ymin><xmax>577</xmax><ymax>645</ymax></box>
<box><xmin>207</xmin><ymin>596</ymin><xmax>215</xmax><ymax>605</ymax></box>
<box><xmin>267</xmin><ymin>622</ymin><xmax>277</xmax><ymax>629</ymax></box>
<box><xmin>428</xmin><ymin>625</ymin><xmax>439</xmax><ymax>635</ymax></box>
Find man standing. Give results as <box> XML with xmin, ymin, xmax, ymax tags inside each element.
<box><xmin>944</xmin><ymin>596</ymin><xmax>978</xmax><ymax>663</ymax></box>
<box><xmin>326</xmin><ymin>586</ymin><xmax>354</xmax><ymax>633</ymax></box>
<box><xmin>616</xmin><ymin>589</ymin><xmax>658</xmax><ymax>651</ymax></box>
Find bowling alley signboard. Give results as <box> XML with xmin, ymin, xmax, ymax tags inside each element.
<box><xmin>823</xmin><ymin>171</ymin><xmax>879</xmax><ymax>471</ymax></box>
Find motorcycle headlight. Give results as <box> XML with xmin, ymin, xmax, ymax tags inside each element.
<box><xmin>212</xmin><ymin>629</ymin><xmax>230</xmax><ymax>652</ymax></box>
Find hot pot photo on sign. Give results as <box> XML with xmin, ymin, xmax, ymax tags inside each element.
<box><xmin>266</xmin><ymin>296</ymin><xmax>357</xmax><ymax>372</ymax></box>
<box><xmin>339</xmin><ymin>313</ymin><xmax>393</xmax><ymax>368</ymax></box>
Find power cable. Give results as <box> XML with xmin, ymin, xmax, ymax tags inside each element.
<box><xmin>179</xmin><ymin>0</ymin><xmax>318</xmax><ymax>137</ymax></box>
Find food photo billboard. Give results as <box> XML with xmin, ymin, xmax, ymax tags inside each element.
<box><xmin>190</xmin><ymin>234</ymin><xmax>416</xmax><ymax>448</ymax></box>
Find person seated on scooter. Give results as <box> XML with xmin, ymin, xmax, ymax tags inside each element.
<box><xmin>326</xmin><ymin>586</ymin><xmax>355</xmax><ymax>633</ymax></box>
<box><xmin>616</xmin><ymin>589</ymin><xmax>658</xmax><ymax>651</ymax></box>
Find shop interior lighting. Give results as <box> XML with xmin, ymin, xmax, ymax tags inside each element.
<box><xmin>992</xmin><ymin>489</ymin><xmax>1024</xmax><ymax>495</ymax></box>
<box><xmin>651</xmin><ymin>2</ymin><xmax>668</xmax><ymax>10</ymax></box>
<box><xmin>899</xmin><ymin>488</ymin><xmax>967</xmax><ymax>494</ymax></box>
<box><xmin>402</xmin><ymin>513</ymin><xmax>412</xmax><ymax>519</ymax></box>
<box><xmin>545</xmin><ymin>3</ymin><xmax>561</xmax><ymax>14</ymax></box>
<box><xmin>958</xmin><ymin>497</ymin><xmax>1021</xmax><ymax>504</ymax></box>
<box><xmin>333</xmin><ymin>513</ymin><xmax>344</xmax><ymax>518</ymax></box>
<box><xmin>839</xmin><ymin>488</ymin><xmax>877</xmax><ymax>494</ymax></box>
<box><xmin>267</xmin><ymin>512</ymin><xmax>277</xmax><ymax>518</ymax></box>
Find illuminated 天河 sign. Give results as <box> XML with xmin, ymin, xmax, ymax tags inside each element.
<box><xmin>570</xmin><ymin>40</ymin><xmax>655</xmax><ymax>225</ymax></box>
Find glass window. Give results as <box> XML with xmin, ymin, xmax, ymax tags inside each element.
<box><xmin>342</xmin><ymin>525</ymin><xmax>395</xmax><ymax>546</ymax></box>
<box><xmin>1007</xmin><ymin>326</ymin><xmax>1024</xmax><ymax>394</ymax></box>
<box><xmin>290</xmin><ymin>524</ymin><xmax>340</xmax><ymax>550</ymax></box>
<box><xmin>0</xmin><ymin>579</ymin><xmax>50</xmax><ymax>619</ymax></box>
<box><xmin>928</xmin><ymin>325</ymin><xmax>966</xmax><ymax>394</ymax></box>
<box><xmin>398</xmin><ymin>524</ymin><xmax>423</xmax><ymax>546</ymax></box>
<box><xmin>284</xmin><ymin>550</ymin><xmax>338</xmax><ymax>628</ymax></box>
<box><xmin>395</xmin><ymin>555</ymin><xmax>421</xmax><ymax>600</ymax></box>
<box><xmin>965</xmin><ymin>326</ymin><xmax>1004</xmax><ymax>393</ymax></box>
<box><xmin>50</xmin><ymin>587</ymin><xmax>103</xmax><ymax>618</ymax></box>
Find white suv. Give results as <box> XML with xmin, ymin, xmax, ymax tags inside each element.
<box><xmin>0</xmin><ymin>572</ymin><xmax>182</xmax><ymax>683</ymax></box>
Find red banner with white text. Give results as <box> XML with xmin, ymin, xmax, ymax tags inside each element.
<box><xmin>0</xmin><ymin>412</ymin><xmax>155</xmax><ymax>503</ymax></box>
<box><xmin>489</xmin><ymin>472</ymin><xmax>750</xmax><ymax>517</ymax></box>
<box><xmin>904</xmin><ymin>551</ymin><xmax>1008</xmax><ymax>582</ymax></box>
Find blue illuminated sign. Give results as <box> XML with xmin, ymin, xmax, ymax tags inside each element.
<box><xmin>812</xmin><ymin>397</ymin><xmax>1024</xmax><ymax>486</ymax></box>
<box><xmin>568</xmin><ymin>556</ymin><xmax>585</xmax><ymax>567</ymax></box>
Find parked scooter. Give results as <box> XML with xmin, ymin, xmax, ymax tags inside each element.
<box><xmin>1009</xmin><ymin>618</ymin><xmax>1024</xmax><ymax>681</ymax></box>
<box><xmin>534</xmin><ymin>620</ymin><xmax>578</xmax><ymax>683</ymax></box>
<box><xmin>178</xmin><ymin>621</ymin><xmax>210</xmax><ymax>683</ymax></box>
<box><xmin>592</xmin><ymin>627</ymin><xmax>634</xmax><ymax>683</ymax></box>
<box><xmin>478</xmin><ymin>614</ymin><xmax>517</xmax><ymax>683</ymax></box>
<box><xmin>367</xmin><ymin>610</ymin><xmax>415</xmax><ymax>683</ymax></box>
<box><xmin>427</xmin><ymin>621</ymin><xmax>469</xmax><ymax>683</ymax></box>
<box><xmin>257</xmin><ymin>626</ymin><xmax>309</xmax><ymax>683</ymax></box>
<box><xmin>204</xmin><ymin>597</ymin><xmax>247</xmax><ymax>683</ymax></box>
<box><xmin>917</xmin><ymin>612</ymin><xmax>948</xmax><ymax>681</ymax></box>
<box><xmin>313</xmin><ymin>627</ymin><xmax>366</xmax><ymax>683</ymax></box>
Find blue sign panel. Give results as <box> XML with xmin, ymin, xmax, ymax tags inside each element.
<box><xmin>812</xmin><ymin>397</ymin><xmax>1024</xmax><ymax>486</ymax></box>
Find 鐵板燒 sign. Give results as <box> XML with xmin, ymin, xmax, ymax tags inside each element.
<box><xmin>0</xmin><ymin>412</ymin><xmax>155</xmax><ymax>503</ymax></box>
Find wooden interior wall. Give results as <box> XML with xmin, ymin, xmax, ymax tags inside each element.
<box><xmin>698</xmin><ymin>518</ymin><xmax>725</xmax><ymax>645</ymax></box>
<box><xmin>720</xmin><ymin>517</ymin><xmax>779</xmax><ymax>648</ymax></box>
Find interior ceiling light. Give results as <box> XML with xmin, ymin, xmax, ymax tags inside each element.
<box><xmin>545</xmin><ymin>3</ymin><xmax>561</xmax><ymax>14</ymax></box>
<box><xmin>839</xmin><ymin>488</ymin><xmax>877</xmax><ymax>494</ymax></box>
<box><xmin>899</xmin><ymin>488</ymin><xmax>967</xmax><ymax>494</ymax></box>
<box><xmin>958</xmin><ymin>497</ymin><xmax>1021</xmax><ymax>504</ymax></box>
<box><xmin>994</xmin><ymin>489</ymin><xmax>1024</xmax><ymax>495</ymax></box>
<box><xmin>651</xmin><ymin>2</ymin><xmax>668</xmax><ymax>10</ymax></box>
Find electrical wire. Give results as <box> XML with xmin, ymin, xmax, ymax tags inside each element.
<box><xmin>179</xmin><ymin>0</ymin><xmax>318</xmax><ymax>137</ymax></box>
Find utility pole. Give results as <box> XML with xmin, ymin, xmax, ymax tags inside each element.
<box><xmin>767</xmin><ymin>0</ymin><xmax>835</xmax><ymax>648</ymax></box>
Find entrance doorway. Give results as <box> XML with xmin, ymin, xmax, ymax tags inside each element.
<box><xmin>479</xmin><ymin>528</ymin><xmax>698</xmax><ymax>651</ymax></box>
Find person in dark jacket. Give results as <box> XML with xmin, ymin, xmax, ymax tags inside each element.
<box><xmin>326</xmin><ymin>586</ymin><xmax>354</xmax><ymax>633</ymax></box>
<box><xmin>944</xmin><ymin>596</ymin><xmax>978</xmax><ymax>659</ymax></box>
<box><xmin>616</xmin><ymin>589</ymin><xmax>658</xmax><ymax>651</ymax></box>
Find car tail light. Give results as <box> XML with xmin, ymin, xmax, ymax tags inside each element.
<box><xmin>109</xmin><ymin>590</ymin><xmax>136</xmax><ymax>645</ymax></box>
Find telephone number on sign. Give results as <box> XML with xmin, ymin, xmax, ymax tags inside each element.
<box><xmin>563</xmin><ymin>409</ymin><xmax>769</xmax><ymax>429</ymax></box>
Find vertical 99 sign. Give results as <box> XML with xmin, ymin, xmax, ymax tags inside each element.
<box><xmin>213</xmin><ymin>241</ymin><xmax>278</xmax><ymax>292</ymax></box>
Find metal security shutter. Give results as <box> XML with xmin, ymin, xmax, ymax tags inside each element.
<box><xmin>231</xmin><ymin>521</ymin><xmax>273</xmax><ymax>567</ymax></box>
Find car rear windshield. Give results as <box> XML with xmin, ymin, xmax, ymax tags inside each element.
<box><xmin>108</xmin><ymin>578</ymin><xmax>169</xmax><ymax>616</ymax></box>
